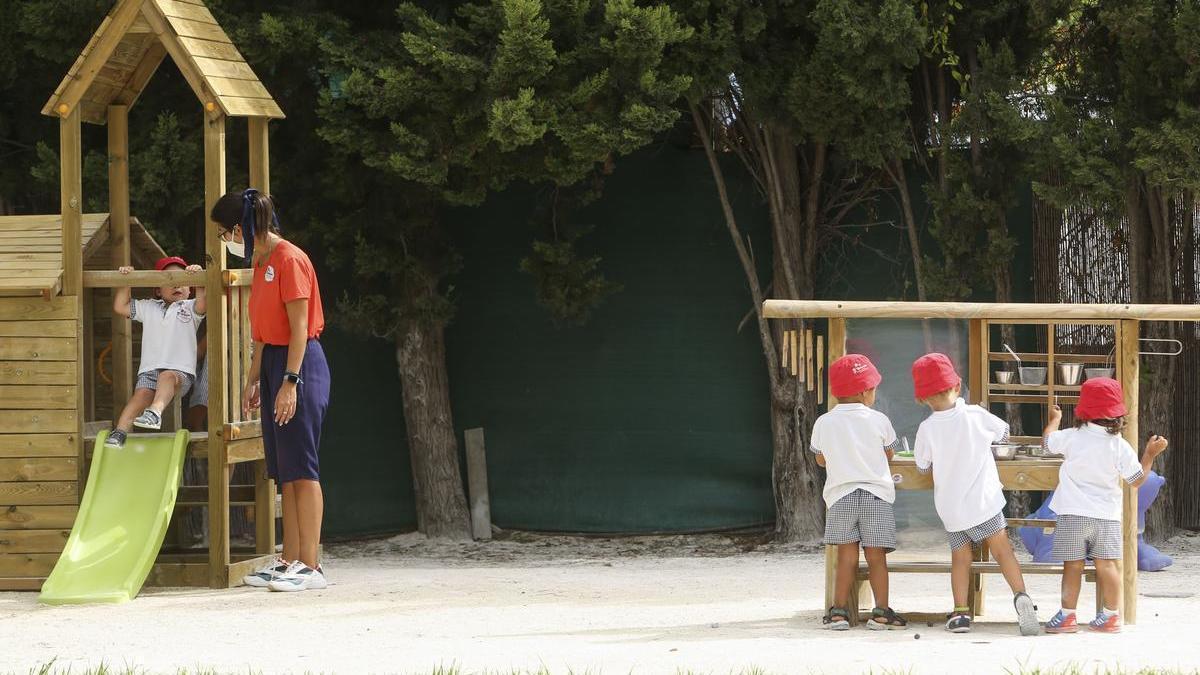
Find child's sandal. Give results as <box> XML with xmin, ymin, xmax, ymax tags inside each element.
<box><xmin>822</xmin><ymin>607</ymin><xmax>850</xmax><ymax>631</ymax></box>
<box><xmin>867</xmin><ymin>607</ymin><xmax>908</xmax><ymax>630</ymax></box>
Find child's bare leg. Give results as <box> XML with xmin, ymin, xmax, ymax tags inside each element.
<box><xmin>1093</xmin><ymin>558</ymin><xmax>1121</xmax><ymax>612</ymax></box>
<box><xmin>147</xmin><ymin>372</ymin><xmax>179</xmax><ymax>413</ymax></box>
<box><xmin>1060</xmin><ymin>559</ymin><xmax>1085</xmax><ymax>609</ymax></box>
<box><xmin>833</xmin><ymin>542</ymin><xmax>860</xmax><ymax>608</ymax></box>
<box><xmin>984</xmin><ymin>530</ymin><xmax>1027</xmax><ymax>594</ymax></box>
<box><xmin>116</xmin><ymin>389</ymin><xmax>155</xmax><ymax>431</ymax></box>
<box><xmin>951</xmin><ymin>542</ymin><xmax>974</xmax><ymax>608</ymax></box>
<box><xmin>863</xmin><ymin>547</ymin><xmax>889</xmax><ymax>611</ymax></box>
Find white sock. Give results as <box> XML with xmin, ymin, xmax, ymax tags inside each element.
<box><xmin>1059</xmin><ymin>607</ymin><xmax>1076</xmax><ymax>616</ymax></box>
<box><xmin>1099</xmin><ymin>607</ymin><xmax>1119</xmax><ymax>619</ymax></box>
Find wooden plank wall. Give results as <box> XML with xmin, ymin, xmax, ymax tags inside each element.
<box><xmin>0</xmin><ymin>297</ymin><xmax>81</xmax><ymax>588</ymax></box>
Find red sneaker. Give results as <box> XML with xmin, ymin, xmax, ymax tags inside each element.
<box><xmin>1045</xmin><ymin>610</ymin><xmax>1079</xmax><ymax>634</ymax></box>
<box><xmin>1088</xmin><ymin>612</ymin><xmax>1122</xmax><ymax>633</ymax></box>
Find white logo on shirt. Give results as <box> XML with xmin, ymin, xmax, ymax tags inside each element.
<box><xmin>177</xmin><ymin>307</ymin><xmax>193</xmax><ymax>323</ymax></box>
<box><xmin>265</xmin><ymin>265</ymin><xmax>276</xmax><ymax>282</ymax></box>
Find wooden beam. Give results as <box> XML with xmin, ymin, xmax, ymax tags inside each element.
<box><xmin>109</xmin><ymin>105</ymin><xmax>133</xmax><ymax>416</ymax></box>
<box><xmin>0</xmin><ymin>505</ymin><xmax>78</xmax><ymax>530</ymax></box>
<box><xmin>45</xmin><ymin>0</ymin><xmax>145</xmax><ymax>119</ymax></box>
<box><xmin>1118</xmin><ymin>319</ymin><xmax>1139</xmax><ymax>624</ymax></box>
<box><xmin>82</xmin><ymin>269</ymin><xmax>207</xmax><ymax>287</ymax></box>
<box><xmin>249</xmin><ymin>117</ymin><xmax>270</xmax><ymax>195</ymax></box>
<box><xmin>204</xmin><ymin>110</ymin><xmax>230</xmax><ymax>589</ymax></box>
<box><xmin>0</xmin><ymin>362</ymin><xmax>78</xmax><ymax>387</ymax></box>
<box><xmin>464</xmin><ymin>428</ymin><xmax>492</xmax><ymax>541</ymax></box>
<box><xmin>0</xmin><ymin>434</ymin><xmax>77</xmax><ymax>458</ymax></box>
<box><xmin>60</xmin><ymin>108</ymin><xmax>83</xmax><ymax>296</ymax></box>
<box><xmin>763</xmin><ymin>299</ymin><xmax>1200</xmax><ymax>322</ymax></box>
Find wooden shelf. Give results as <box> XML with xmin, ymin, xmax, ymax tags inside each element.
<box><xmin>988</xmin><ymin>351</ymin><xmax>1111</xmax><ymax>364</ymax></box>
<box><xmin>988</xmin><ymin>393</ymin><xmax>1080</xmax><ymax>405</ymax></box>
<box><xmin>988</xmin><ymin>383</ymin><xmax>1082</xmax><ymax>392</ymax></box>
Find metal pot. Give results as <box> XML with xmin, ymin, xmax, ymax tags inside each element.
<box><xmin>1085</xmin><ymin>367</ymin><xmax>1115</xmax><ymax>380</ymax></box>
<box><xmin>992</xmin><ymin>444</ymin><xmax>1020</xmax><ymax>460</ymax></box>
<box><xmin>1057</xmin><ymin>362</ymin><xmax>1083</xmax><ymax>386</ymax></box>
<box><xmin>1018</xmin><ymin>366</ymin><xmax>1047</xmax><ymax>386</ymax></box>
<box><xmin>994</xmin><ymin>370</ymin><xmax>1014</xmax><ymax>384</ymax></box>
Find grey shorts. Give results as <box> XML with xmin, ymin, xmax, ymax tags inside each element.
<box><xmin>947</xmin><ymin>512</ymin><xmax>1007</xmax><ymax>551</ymax></box>
<box><xmin>824</xmin><ymin>489</ymin><xmax>897</xmax><ymax>552</ymax></box>
<box><xmin>189</xmin><ymin>357</ymin><xmax>208</xmax><ymax>408</ymax></box>
<box><xmin>1051</xmin><ymin>514</ymin><xmax>1122</xmax><ymax>561</ymax></box>
<box><xmin>136</xmin><ymin>369</ymin><xmax>194</xmax><ymax>400</ymax></box>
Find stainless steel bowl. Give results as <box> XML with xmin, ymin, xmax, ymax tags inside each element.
<box><xmin>991</xmin><ymin>443</ymin><xmax>1020</xmax><ymax>460</ymax></box>
<box><xmin>1057</xmin><ymin>362</ymin><xmax>1083</xmax><ymax>386</ymax></box>
<box><xmin>994</xmin><ymin>370</ymin><xmax>1014</xmax><ymax>384</ymax></box>
<box><xmin>1085</xmin><ymin>367</ymin><xmax>1115</xmax><ymax>380</ymax></box>
<box><xmin>1018</xmin><ymin>366</ymin><xmax>1047</xmax><ymax>386</ymax></box>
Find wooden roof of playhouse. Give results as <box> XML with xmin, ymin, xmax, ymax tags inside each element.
<box><xmin>42</xmin><ymin>0</ymin><xmax>283</xmax><ymax>124</ymax></box>
<box><xmin>0</xmin><ymin>214</ymin><xmax>165</xmax><ymax>297</ymax></box>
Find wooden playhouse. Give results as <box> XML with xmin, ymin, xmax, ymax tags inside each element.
<box><xmin>0</xmin><ymin>0</ymin><xmax>283</xmax><ymax>591</ymax></box>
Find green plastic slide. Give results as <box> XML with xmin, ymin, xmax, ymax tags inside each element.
<box><xmin>39</xmin><ymin>429</ymin><xmax>189</xmax><ymax>605</ymax></box>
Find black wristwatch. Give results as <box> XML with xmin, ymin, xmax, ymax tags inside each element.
<box><xmin>283</xmin><ymin>370</ymin><xmax>303</xmax><ymax>385</ymax></box>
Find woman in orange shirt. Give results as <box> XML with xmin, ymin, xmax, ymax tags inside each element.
<box><xmin>212</xmin><ymin>189</ymin><xmax>331</xmax><ymax>592</ymax></box>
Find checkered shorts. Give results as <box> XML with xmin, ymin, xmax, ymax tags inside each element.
<box><xmin>824</xmin><ymin>489</ymin><xmax>897</xmax><ymax>551</ymax></box>
<box><xmin>135</xmin><ymin>368</ymin><xmax>194</xmax><ymax>400</ymax></box>
<box><xmin>1051</xmin><ymin>514</ymin><xmax>1122</xmax><ymax>561</ymax></box>
<box><xmin>947</xmin><ymin>512</ymin><xmax>1007</xmax><ymax>551</ymax></box>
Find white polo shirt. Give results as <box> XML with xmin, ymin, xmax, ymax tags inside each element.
<box><xmin>914</xmin><ymin>398</ymin><xmax>1009</xmax><ymax>532</ymax></box>
<box><xmin>1047</xmin><ymin>425</ymin><xmax>1143</xmax><ymax>521</ymax></box>
<box><xmin>132</xmin><ymin>298</ymin><xmax>203</xmax><ymax>376</ymax></box>
<box><xmin>810</xmin><ymin>403</ymin><xmax>898</xmax><ymax>507</ymax></box>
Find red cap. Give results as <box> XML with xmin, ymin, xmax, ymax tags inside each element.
<box><xmin>912</xmin><ymin>353</ymin><xmax>961</xmax><ymax>399</ymax></box>
<box><xmin>155</xmin><ymin>256</ymin><xmax>188</xmax><ymax>271</ymax></box>
<box><xmin>1075</xmin><ymin>377</ymin><xmax>1127</xmax><ymax>420</ymax></box>
<box><xmin>828</xmin><ymin>354</ymin><xmax>882</xmax><ymax>398</ymax></box>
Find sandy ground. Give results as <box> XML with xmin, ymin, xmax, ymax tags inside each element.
<box><xmin>3</xmin><ymin>530</ymin><xmax>1200</xmax><ymax>675</ymax></box>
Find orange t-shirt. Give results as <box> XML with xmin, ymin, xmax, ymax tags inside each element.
<box><xmin>249</xmin><ymin>240</ymin><xmax>325</xmax><ymax>345</ymax></box>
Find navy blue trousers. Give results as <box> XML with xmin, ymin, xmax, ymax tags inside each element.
<box><xmin>260</xmin><ymin>338</ymin><xmax>330</xmax><ymax>483</ymax></box>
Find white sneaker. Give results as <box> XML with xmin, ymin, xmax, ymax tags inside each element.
<box><xmin>268</xmin><ymin>561</ymin><xmax>327</xmax><ymax>592</ymax></box>
<box><xmin>243</xmin><ymin>556</ymin><xmax>290</xmax><ymax>588</ymax></box>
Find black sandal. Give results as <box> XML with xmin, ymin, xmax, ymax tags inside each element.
<box><xmin>867</xmin><ymin>606</ymin><xmax>908</xmax><ymax>630</ymax></box>
<box><xmin>822</xmin><ymin>606</ymin><xmax>850</xmax><ymax>631</ymax></box>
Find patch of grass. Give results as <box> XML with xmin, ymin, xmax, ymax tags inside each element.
<box><xmin>1006</xmin><ymin>666</ymin><xmax>1200</xmax><ymax>675</ymax></box>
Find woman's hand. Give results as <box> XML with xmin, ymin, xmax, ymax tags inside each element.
<box><xmin>243</xmin><ymin>380</ymin><xmax>261</xmax><ymax>418</ymax></box>
<box><xmin>274</xmin><ymin>382</ymin><xmax>297</xmax><ymax>426</ymax></box>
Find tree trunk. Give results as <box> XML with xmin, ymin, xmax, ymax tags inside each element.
<box><xmin>1127</xmin><ymin>181</ymin><xmax>1177</xmax><ymax>541</ymax></box>
<box><xmin>691</xmin><ymin>102</ymin><xmax>824</xmax><ymax>542</ymax></box>
<box><xmin>395</xmin><ymin>314</ymin><xmax>471</xmax><ymax>540</ymax></box>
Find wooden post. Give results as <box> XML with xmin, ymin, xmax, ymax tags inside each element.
<box><xmin>824</xmin><ymin>319</ymin><xmax>849</xmax><ymax>619</ymax></box>
<box><xmin>1117</xmin><ymin>319</ymin><xmax>1139</xmax><ymax>623</ymax></box>
<box><xmin>60</xmin><ymin>108</ymin><xmax>83</xmax><ymax>297</ymax></box>
<box><xmin>248</xmin><ymin>117</ymin><xmax>275</xmax><ymax>555</ymax></box>
<box><xmin>108</xmin><ymin>105</ymin><xmax>133</xmax><ymax>415</ymax></box>
<box><xmin>61</xmin><ymin>107</ymin><xmax>86</xmax><ymax>491</ymax></box>
<box><xmin>204</xmin><ymin>112</ymin><xmax>230</xmax><ymax>588</ymax></box>
<box><xmin>248</xmin><ymin>118</ymin><xmax>270</xmax><ymax>196</ymax></box>
<box><xmin>464</xmin><ymin>428</ymin><xmax>492</xmax><ymax>540</ymax></box>
<box><xmin>968</xmin><ymin>319</ymin><xmax>983</xmax><ymax>404</ymax></box>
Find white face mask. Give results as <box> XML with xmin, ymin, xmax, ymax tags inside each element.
<box><xmin>224</xmin><ymin>239</ymin><xmax>245</xmax><ymax>258</ymax></box>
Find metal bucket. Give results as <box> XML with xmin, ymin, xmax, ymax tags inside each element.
<box><xmin>1057</xmin><ymin>363</ymin><xmax>1083</xmax><ymax>386</ymax></box>
<box><xmin>994</xmin><ymin>370</ymin><xmax>1014</xmax><ymax>384</ymax></box>
<box><xmin>1085</xmin><ymin>367</ymin><xmax>1115</xmax><ymax>380</ymax></box>
<box><xmin>1018</xmin><ymin>366</ymin><xmax>1047</xmax><ymax>385</ymax></box>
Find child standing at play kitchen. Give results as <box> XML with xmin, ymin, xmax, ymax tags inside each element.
<box><xmin>911</xmin><ymin>353</ymin><xmax>1040</xmax><ymax>636</ymax></box>
<box><xmin>106</xmin><ymin>257</ymin><xmax>206</xmax><ymax>448</ymax></box>
<box><xmin>811</xmin><ymin>354</ymin><xmax>907</xmax><ymax>631</ymax></box>
<box><xmin>1042</xmin><ymin>377</ymin><xmax>1168</xmax><ymax>634</ymax></box>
